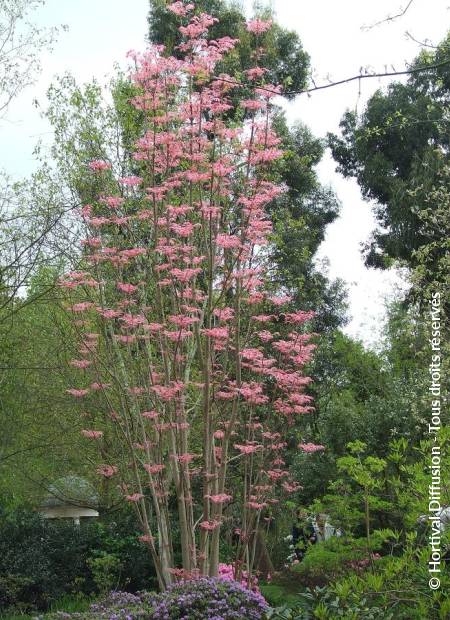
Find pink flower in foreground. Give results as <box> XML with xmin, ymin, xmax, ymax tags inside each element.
<box><xmin>201</xmin><ymin>327</ymin><xmax>229</xmax><ymax>339</ymax></box>
<box><xmin>246</xmin><ymin>18</ymin><xmax>273</xmax><ymax>34</ymax></box>
<box><xmin>126</xmin><ymin>493</ymin><xmax>145</xmax><ymax>502</ymax></box>
<box><xmin>213</xmin><ymin>307</ymin><xmax>234</xmax><ymax>321</ymax></box>
<box><xmin>298</xmin><ymin>442</ymin><xmax>325</xmax><ymax>453</ymax></box>
<box><xmin>208</xmin><ymin>493</ymin><xmax>232</xmax><ymax>504</ymax></box>
<box><xmin>117</xmin><ymin>282</ymin><xmax>138</xmax><ymax>294</ymax></box>
<box><xmin>216</xmin><ymin>234</ymin><xmax>241</xmax><ymax>249</ymax></box>
<box><xmin>176</xmin><ymin>453</ymin><xmax>196</xmax><ymax>464</ymax></box>
<box><xmin>96</xmin><ymin>464</ymin><xmax>118</xmax><ymax>477</ymax></box>
<box><xmin>234</xmin><ymin>444</ymin><xmax>263</xmax><ymax>455</ymax></box>
<box><xmin>200</xmin><ymin>520</ymin><xmax>222</xmax><ymax>531</ymax></box>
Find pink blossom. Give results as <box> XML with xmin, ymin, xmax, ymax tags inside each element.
<box><xmin>170</xmin><ymin>222</ymin><xmax>194</xmax><ymax>237</ymax></box>
<box><xmin>70</xmin><ymin>302</ymin><xmax>94</xmax><ymax>313</ymax></box>
<box><xmin>246</xmin><ymin>501</ymin><xmax>268</xmax><ymax>510</ymax></box>
<box><xmin>100</xmin><ymin>195</ymin><xmax>124</xmax><ymax>209</ymax></box>
<box><xmin>176</xmin><ymin>453</ymin><xmax>196</xmax><ymax>464</ymax></box>
<box><xmin>201</xmin><ymin>327</ymin><xmax>229</xmax><ymax>339</ymax></box>
<box><xmin>151</xmin><ymin>381</ymin><xmax>184</xmax><ymax>401</ymax></box>
<box><xmin>207</xmin><ymin>493</ymin><xmax>232</xmax><ymax>504</ymax></box>
<box><xmin>282</xmin><ymin>481</ymin><xmax>302</xmax><ymax>493</ymax></box>
<box><xmin>120</xmin><ymin>248</ymin><xmax>147</xmax><ymax>259</ymax></box>
<box><xmin>167</xmin><ymin>1</ymin><xmax>194</xmax><ymax>17</ymax></box>
<box><xmin>284</xmin><ymin>310</ymin><xmax>315</xmax><ymax>324</ymax></box>
<box><xmin>138</xmin><ymin>534</ymin><xmax>155</xmax><ymax>543</ymax></box>
<box><xmin>142</xmin><ymin>410</ymin><xmax>159</xmax><ymax>420</ymax></box>
<box><xmin>144</xmin><ymin>463</ymin><xmax>165</xmax><ymax>474</ymax></box>
<box><xmin>240</xmin><ymin>99</ymin><xmax>265</xmax><ymax>111</ymax></box>
<box><xmin>170</xmin><ymin>267</ymin><xmax>201</xmax><ymax>283</ymax></box>
<box><xmin>89</xmin><ymin>160</ymin><xmax>111</xmax><ymax>171</ymax></box>
<box><xmin>67</xmin><ymin>388</ymin><xmax>90</xmax><ymax>398</ymax></box>
<box><xmin>97</xmin><ymin>464</ymin><xmax>118</xmax><ymax>477</ymax></box>
<box><xmin>245</xmin><ymin>67</ymin><xmax>268</xmax><ymax>80</ymax></box>
<box><xmin>90</xmin><ymin>382</ymin><xmax>110</xmax><ymax>391</ymax></box>
<box><xmin>199</xmin><ymin>520</ymin><xmax>222</xmax><ymax>531</ymax></box>
<box><xmin>168</xmin><ymin>314</ymin><xmax>199</xmax><ymax>327</ymax></box>
<box><xmin>114</xmin><ymin>335</ymin><xmax>137</xmax><ymax>344</ymax></box>
<box><xmin>179</xmin><ymin>13</ymin><xmax>219</xmax><ymax>39</ymax></box>
<box><xmin>119</xmin><ymin>175</ymin><xmax>142</xmax><ymax>186</ymax></box>
<box><xmin>251</xmin><ymin>314</ymin><xmax>274</xmax><ymax>323</ymax></box>
<box><xmin>234</xmin><ymin>444</ymin><xmax>263</xmax><ymax>455</ymax></box>
<box><xmin>216</xmin><ymin>234</ymin><xmax>241</xmax><ymax>249</ymax></box>
<box><xmin>269</xmin><ymin>295</ymin><xmax>292</xmax><ymax>306</ymax></box>
<box><xmin>81</xmin><ymin>430</ymin><xmax>103</xmax><ymax>439</ymax></box>
<box><xmin>246</xmin><ymin>18</ymin><xmax>273</xmax><ymax>34</ymax></box>
<box><xmin>126</xmin><ymin>493</ymin><xmax>145</xmax><ymax>502</ymax></box>
<box><xmin>69</xmin><ymin>359</ymin><xmax>92</xmax><ymax>369</ymax></box>
<box><xmin>213</xmin><ymin>307</ymin><xmax>234</xmax><ymax>321</ymax></box>
<box><xmin>257</xmin><ymin>330</ymin><xmax>273</xmax><ymax>342</ymax></box>
<box><xmin>298</xmin><ymin>442</ymin><xmax>325</xmax><ymax>453</ymax></box>
<box><xmin>117</xmin><ymin>282</ymin><xmax>138</xmax><ymax>294</ymax></box>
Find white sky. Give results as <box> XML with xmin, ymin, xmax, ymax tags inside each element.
<box><xmin>1</xmin><ymin>0</ymin><xmax>449</xmax><ymax>347</ymax></box>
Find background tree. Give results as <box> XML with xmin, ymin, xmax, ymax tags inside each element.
<box><xmin>328</xmin><ymin>32</ymin><xmax>450</xmax><ymax>291</ymax></box>
<box><xmin>0</xmin><ymin>0</ymin><xmax>66</xmax><ymax>319</ymax></box>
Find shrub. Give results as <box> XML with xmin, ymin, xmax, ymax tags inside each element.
<box><xmin>0</xmin><ymin>506</ymin><xmax>157</xmax><ymax>614</ymax></box>
<box><xmin>289</xmin><ymin>536</ymin><xmax>381</xmax><ymax>586</ymax></box>
<box><xmin>146</xmin><ymin>578</ymin><xmax>268</xmax><ymax>620</ymax></box>
<box><xmin>265</xmin><ymin>540</ymin><xmax>450</xmax><ymax>620</ymax></box>
<box><xmin>44</xmin><ymin>580</ymin><xmax>268</xmax><ymax>620</ymax></box>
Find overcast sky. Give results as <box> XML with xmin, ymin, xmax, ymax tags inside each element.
<box><xmin>1</xmin><ymin>0</ymin><xmax>449</xmax><ymax>347</ymax></box>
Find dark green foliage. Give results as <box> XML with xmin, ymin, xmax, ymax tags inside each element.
<box><xmin>265</xmin><ymin>541</ymin><xmax>450</xmax><ymax>619</ymax></box>
<box><xmin>289</xmin><ymin>537</ymin><xmax>382</xmax><ymax>586</ymax></box>
<box><xmin>0</xmin><ymin>507</ymin><xmax>157</xmax><ymax>614</ymax></box>
<box><xmin>328</xmin><ymin>33</ymin><xmax>450</xmax><ymax>276</ymax></box>
<box><xmin>260</xmin><ymin>584</ymin><xmax>301</xmax><ymax>609</ymax></box>
<box><xmin>269</xmin><ymin>116</ymin><xmax>345</xmax><ymax>331</ymax></box>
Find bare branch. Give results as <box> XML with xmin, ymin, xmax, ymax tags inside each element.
<box><xmin>362</xmin><ymin>0</ymin><xmax>415</xmax><ymax>31</ymax></box>
<box><xmin>214</xmin><ymin>56</ymin><xmax>450</xmax><ymax>98</ymax></box>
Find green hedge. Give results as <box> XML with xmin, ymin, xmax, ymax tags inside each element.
<box><xmin>0</xmin><ymin>506</ymin><xmax>157</xmax><ymax>614</ymax></box>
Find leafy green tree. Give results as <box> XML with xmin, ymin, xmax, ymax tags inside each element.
<box><xmin>0</xmin><ymin>268</ymin><xmax>98</xmax><ymax>506</ymax></box>
<box><xmin>328</xmin><ymin>33</ymin><xmax>450</xmax><ymax>283</ymax></box>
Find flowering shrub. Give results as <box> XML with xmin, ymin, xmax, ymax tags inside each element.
<box><xmin>218</xmin><ymin>562</ymin><xmax>262</xmax><ymax>595</ymax></box>
<box><xmin>44</xmin><ymin>581</ymin><xmax>267</xmax><ymax>620</ymax></box>
<box><xmin>146</xmin><ymin>578</ymin><xmax>267</xmax><ymax>619</ymax></box>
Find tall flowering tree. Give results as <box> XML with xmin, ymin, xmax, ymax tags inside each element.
<box><xmin>61</xmin><ymin>1</ymin><xmax>316</xmax><ymax>590</ymax></box>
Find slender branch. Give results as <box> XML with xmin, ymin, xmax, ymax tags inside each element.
<box><xmin>362</xmin><ymin>0</ymin><xmax>415</xmax><ymax>31</ymax></box>
<box><xmin>213</xmin><ymin>57</ymin><xmax>450</xmax><ymax>97</ymax></box>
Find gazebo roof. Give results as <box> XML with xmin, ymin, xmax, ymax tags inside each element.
<box><xmin>40</xmin><ymin>475</ymin><xmax>99</xmax><ymax>509</ymax></box>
